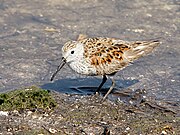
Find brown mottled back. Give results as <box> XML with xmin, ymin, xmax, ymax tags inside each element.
<box><xmin>80</xmin><ymin>37</ymin><xmax>160</xmax><ymax>75</ymax></box>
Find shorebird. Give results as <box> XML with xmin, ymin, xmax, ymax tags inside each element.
<box><xmin>50</xmin><ymin>35</ymin><xmax>160</xmax><ymax>100</ymax></box>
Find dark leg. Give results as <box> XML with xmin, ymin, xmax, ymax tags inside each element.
<box><xmin>95</xmin><ymin>75</ymin><xmax>107</xmax><ymax>94</ymax></box>
<box><xmin>102</xmin><ymin>77</ymin><xmax>115</xmax><ymax>101</ymax></box>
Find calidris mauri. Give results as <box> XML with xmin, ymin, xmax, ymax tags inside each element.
<box><xmin>51</xmin><ymin>35</ymin><xmax>160</xmax><ymax>100</ymax></box>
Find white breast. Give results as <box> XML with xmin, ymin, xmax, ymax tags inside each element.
<box><xmin>68</xmin><ymin>60</ymin><xmax>97</xmax><ymax>75</ymax></box>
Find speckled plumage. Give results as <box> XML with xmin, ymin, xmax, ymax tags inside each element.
<box><xmin>51</xmin><ymin>35</ymin><xmax>160</xmax><ymax>100</ymax></box>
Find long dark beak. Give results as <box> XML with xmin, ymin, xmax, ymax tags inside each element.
<box><xmin>50</xmin><ymin>57</ymin><xmax>66</xmax><ymax>81</ymax></box>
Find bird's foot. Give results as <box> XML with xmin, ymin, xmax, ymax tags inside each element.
<box><xmin>94</xmin><ymin>91</ymin><xmax>100</xmax><ymax>96</ymax></box>
<box><xmin>91</xmin><ymin>91</ymin><xmax>101</xmax><ymax>100</ymax></box>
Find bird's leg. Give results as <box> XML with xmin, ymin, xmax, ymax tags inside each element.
<box><xmin>102</xmin><ymin>77</ymin><xmax>115</xmax><ymax>101</ymax></box>
<box><xmin>95</xmin><ymin>75</ymin><xmax>107</xmax><ymax>95</ymax></box>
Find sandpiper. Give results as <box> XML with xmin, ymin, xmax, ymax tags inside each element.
<box><xmin>51</xmin><ymin>35</ymin><xmax>160</xmax><ymax>100</ymax></box>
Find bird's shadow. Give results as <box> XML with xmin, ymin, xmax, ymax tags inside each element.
<box><xmin>41</xmin><ymin>78</ymin><xmax>139</xmax><ymax>95</ymax></box>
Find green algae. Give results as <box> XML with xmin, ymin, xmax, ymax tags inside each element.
<box><xmin>0</xmin><ymin>86</ymin><xmax>57</xmax><ymax>111</ymax></box>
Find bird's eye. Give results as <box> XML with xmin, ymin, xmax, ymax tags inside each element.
<box><xmin>71</xmin><ymin>51</ymin><xmax>74</xmax><ymax>54</ymax></box>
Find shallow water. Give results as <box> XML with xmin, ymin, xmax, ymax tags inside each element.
<box><xmin>0</xmin><ymin>0</ymin><xmax>179</xmax><ymax>108</ymax></box>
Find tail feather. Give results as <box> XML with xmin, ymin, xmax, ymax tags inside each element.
<box><xmin>124</xmin><ymin>40</ymin><xmax>160</xmax><ymax>62</ymax></box>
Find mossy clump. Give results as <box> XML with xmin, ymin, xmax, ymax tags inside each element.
<box><xmin>0</xmin><ymin>86</ymin><xmax>57</xmax><ymax>111</ymax></box>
